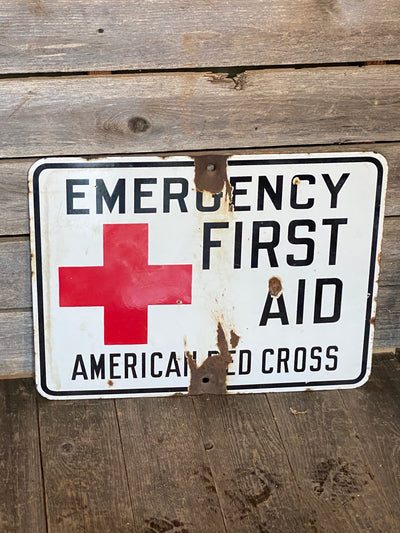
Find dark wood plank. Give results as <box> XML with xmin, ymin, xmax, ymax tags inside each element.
<box><xmin>0</xmin><ymin>1</ymin><xmax>399</xmax><ymax>74</ymax></box>
<box><xmin>1</xmin><ymin>143</ymin><xmax>400</xmax><ymax>237</ymax></box>
<box><xmin>115</xmin><ymin>396</ymin><xmax>226</xmax><ymax>532</ymax></box>
<box><xmin>0</xmin><ymin>311</ymin><xmax>33</xmax><ymax>378</ymax></box>
<box><xmin>192</xmin><ymin>393</ymin><xmax>314</xmax><ymax>532</ymax></box>
<box><xmin>0</xmin><ymin>378</ymin><xmax>46</xmax><ymax>532</ymax></box>
<box><xmin>339</xmin><ymin>355</ymin><xmax>400</xmax><ymax>526</ymax></box>
<box><xmin>38</xmin><ymin>396</ymin><xmax>134</xmax><ymax>532</ymax></box>
<box><xmin>1</xmin><ymin>66</ymin><xmax>400</xmax><ymax>158</ymax></box>
<box><xmin>267</xmin><ymin>388</ymin><xmax>399</xmax><ymax>532</ymax></box>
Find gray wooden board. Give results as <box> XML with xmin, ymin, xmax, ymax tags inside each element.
<box><xmin>0</xmin><ymin>1</ymin><xmax>399</xmax><ymax>74</ymax></box>
<box><xmin>2</xmin><ymin>143</ymin><xmax>400</xmax><ymax>236</ymax></box>
<box><xmin>0</xmin><ymin>379</ymin><xmax>46</xmax><ymax>532</ymax></box>
<box><xmin>115</xmin><ymin>396</ymin><xmax>227</xmax><ymax>532</ymax></box>
<box><xmin>0</xmin><ymin>239</ymin><xmax>32</xmax><ymax>309</ymax></box>
<box><xmin>267</xmin><ymin>388</ymin><xmax>399</xmax><ymax>532</ymax></box>
<box><xmin>0</xmin><ymin>311</ymin><xmax>34</xmax><ymax>378</ymax></box>
<box><xmin>38</xmin><ymin>396</ymin><xmax>134</xmax><ymax>532</ymax></box>
<box><xmin>1</xmin><ymin>66</ymin><xmax>400</xmax><ymax>158</ymax></box>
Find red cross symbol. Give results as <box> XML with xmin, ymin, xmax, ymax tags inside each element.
<box><xmin>59</xmin><ymin>224</ymin><xmax>192</xmax><ymax>345</ymax></box>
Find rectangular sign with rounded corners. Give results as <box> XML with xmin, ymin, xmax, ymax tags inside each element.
<box><xmin>29</xmin><ymin>153</ymin><xmax>387</xmax><ymax>399</ymax></box>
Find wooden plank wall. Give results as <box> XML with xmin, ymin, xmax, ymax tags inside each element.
<box><xmin>0</xmin><ymin>1</ymin><xmax>399</xmax><ymax>377</ymax></box>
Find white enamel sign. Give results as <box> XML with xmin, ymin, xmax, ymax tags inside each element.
<box><xmin>29</xmin><ymin>153</ymin><xmax>387</xmax><ymax>399</ymax></box>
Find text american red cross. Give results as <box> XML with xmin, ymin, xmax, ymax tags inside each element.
<box><xmin>59</xmin><ymin>224</ymin><xmax>192</xmax><ymax>345</ymax></box>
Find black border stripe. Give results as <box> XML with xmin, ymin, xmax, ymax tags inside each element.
<box><xmin>32</xmin><ymin>156</ymin><xmax>384</xmax><ymax>397</ymax></box>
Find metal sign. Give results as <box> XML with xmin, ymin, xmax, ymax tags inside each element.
<box><xmin>29</xmin><ymin>153</ymin><xmax>387</xmax><ymax>399</ymax></box>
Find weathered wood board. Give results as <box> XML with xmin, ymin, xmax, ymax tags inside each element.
<box><xmin>0</xmin><ymin>66</ymin><xmax>400</xmax><ymax>158</ymax></box>
<box><xmin>0</xmin><ymin>379</ymin><xmax>46</xmax><ymax>531</ymax></box>
<box><xmin>1</xmin><ymin>143</ymin><xmax>400</xmax><ymax>236</ymax></box>
<box><xmin>267</xmin><ymin>387</ymin><xmax>400</xmax><ymax>531</ymax></box>
<box><xmin>0</xmin><ymin>0</ymin><xmax>399</xmax><ymax>74</ymax></box>
<box><xmin>2</xmin><ymin>356</ymin><xmax>399</xmax><ymax>531</ymax></box>
<box><xmin>115</xmin><ymin>396</ymin><xmax>227</xmax><ymax>531</ymax></box>
<box><xmin>0</xmin><ymin>5</ymin><xmax>399</xmax><ymax>383</ymax></box>
<box><xmin>38</xmin><ymin>396</ymin><xmax>134</xmax><ymax>531</ymax></box>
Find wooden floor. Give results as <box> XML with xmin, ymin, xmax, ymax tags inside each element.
<box><xmin>1</xmin><ymin>355</ymin><xmax>399</xmax><ymax>533</ymax></box>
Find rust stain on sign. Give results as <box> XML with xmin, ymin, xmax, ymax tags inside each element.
<box><xmin>186</xmin><ymin>322</ymin><xmax>235</xmax><ymax>395</ymax></box>
<box><xmin>230</xmin><ymin>330</ymin><xmax>240</xmax><ymax>349</ymax></box>
<box><xmin>269</xmin><ymin>276</ymin><xmax>283</xmax><ymax>298</ymax></box>
<box><xmin>194</xmin><ymin>155</ymin><xmax>231</xmax><ymax>196</ymax></box>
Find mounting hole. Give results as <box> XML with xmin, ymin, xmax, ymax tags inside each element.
<box><xmin>202</xmin><ymin>377</ymin><xmax>210</xmax><ymax>383</ymax></box>
<box><xmin>97</xmin><ymin>28</ymin><xmax>105</xmax><ymax>34</ymax></box>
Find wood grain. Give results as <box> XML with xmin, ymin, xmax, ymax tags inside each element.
<box><xmin>267</xmin><ymin>388</ymin><xmax>399</xmax><ymax>532</ymax></box>
<box><xmin>192</xmin><ymin>393</ymin><xmax>313</xmax><ymax>532</ymax></box>
<box><xmin>0</xmin><ymin>66</ymin><xmax>400</xmax><ymax>158</ymax></box>
<box><xmin>0</xmin><ymin>1</ymin><xmax>399</xmax><ymax>74</ymax></box>
<box><xmin>38</xmin><ymin>396</ymin><xmax>134</xmax><ymax>532</ymax></box>
<box><xmin>374</xmin><ymin>287</ymin><xmax>400</xmax><ymax>348</ymax></box>
<box><xmin>2</xmin><ymin>143</ymin><xmax>400</xmax><ymax>236</ymax></box>
<box><xmin>1</xmin><ymin>355</ymin><xmax>399</xmax><ymax>531</ymax></box>
<box><xmin>0</xmin><ymin>311</ymin><xmax>34</xmax><ymax>378</ymax></box>
<box><xmin>339</xmin><ymin>355</ymin><xmax>400</xmax><ymax>526</ymax></box>
<box><xmin>115</xmin><ymin>396</ymin><xmax>226</xmax><ymax>532</ymax></box>
<box><xmin>0</xmin><ymin>239</ymin><xmax>31</xmax><ymax>309</ymax></box>
<box><xmin>0</xmin><ymin>378</ymin><xmax>46</xmax><ymax>532</ymax></box>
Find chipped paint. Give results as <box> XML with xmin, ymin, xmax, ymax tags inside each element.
<box><xmin>186</xmin><ymin>322</ymin><xmax>234</xmax><ymax>395</ymax></box>
<box><xmin>230</xmin><ymin>330</ymin><xmax>240</xmax><ymax>349</ymax></box>
<box><xmin>269</xmin><ymin>276</ymin><xmax>283</xmax><ymax>298</ymax></box>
